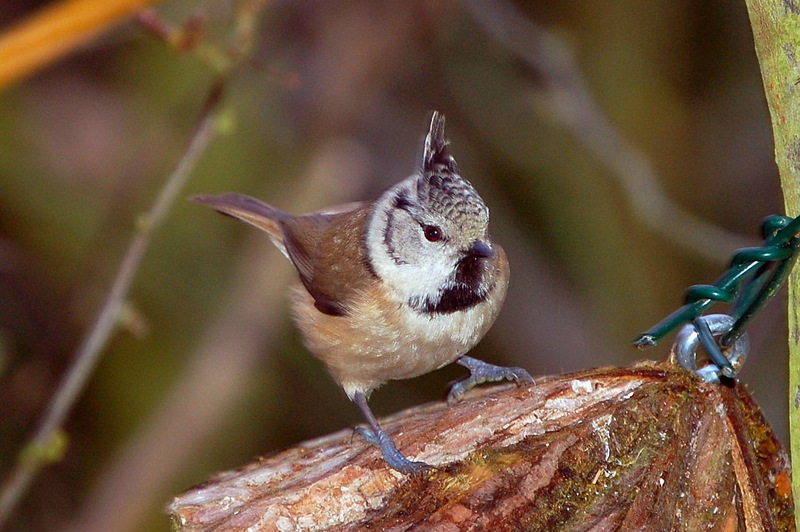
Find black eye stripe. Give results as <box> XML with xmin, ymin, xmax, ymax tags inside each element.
<box><xmin>392</xmin><ymin>191</ymin><xmax>414</xmax><ymax>212</ymax></box>
<box><xmin>382</xmin><ymin>207</ymin><xmax>407</xmax><ymax>265</ymax></box>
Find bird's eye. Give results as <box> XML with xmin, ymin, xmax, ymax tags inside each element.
<box><xmin>422</xmin><ymin>224</ymin><xmax>443</xmax><ymax>242</ymax></box>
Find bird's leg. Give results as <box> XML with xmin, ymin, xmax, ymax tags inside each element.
<box><xmin>448</xmin><ymin>355</ymin><xmax>533</xmax><ymax>405</ymax></box>
<box><xmin>352</xmin><ymin>391</ymin><xmax>432</xmax><ymax>474</ymax></box>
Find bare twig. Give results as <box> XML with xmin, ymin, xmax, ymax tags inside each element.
<box><xmin>462</xmin><ymin>0</ymin><xmax>752</xmax><ymax>262</ymax></box>
<box><xmin>0</xmin><ymin>80</ymin><xmax>225</xmax><ymax>527</ymax></box>
<box><xmin>66</xmin><ymin>140</ymin><xmax>371</xmax><ymax>532</ymax></box>
<box><xmin>0</xmin><ymin>0</ymin><xmax>161</xmax><ymax>89</ymax></box>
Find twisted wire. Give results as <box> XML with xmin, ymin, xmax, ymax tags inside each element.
<box><xmin>634</xmin><ymin>215</ymin><xmax>800</xmax><ymax>358</ymax></box>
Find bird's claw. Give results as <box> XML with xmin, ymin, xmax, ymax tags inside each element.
<box><xmin>448</xmin><ymin>356</ymin><xmax>533</xmax><ymax>405</ymax></box>
<box><xmin>354</xmin><ymin>426</ymin><xmax>433</xmax><ymax>474</ymax></box>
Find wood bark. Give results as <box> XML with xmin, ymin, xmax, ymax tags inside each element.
<box><xmin>168</xmin><ymin>362</ymin><xmax>793</xmax><ymax>531</ymax></box>
<box><xmin>744</xmin><ymin>2</ymin><xmax>800</xmax><ymax>521</ymax></box>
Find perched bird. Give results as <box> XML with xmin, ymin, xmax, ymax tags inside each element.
<box><xmin>193</xmin><ymin>112</ymin><xmax>532</xmax><ymax>473</ymax></box>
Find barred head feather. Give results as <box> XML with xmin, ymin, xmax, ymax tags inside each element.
<box><xmin>417</xmin><ymin>112</ymin><xmax>489</xmax><ymax>243</ymax></box>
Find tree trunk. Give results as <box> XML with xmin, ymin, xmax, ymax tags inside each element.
<box><xmin>744</xmin><ymin>3</ymin><xmax>800</xmax><ymax>523</ymax></box>
<box><xmin>167</xmin><ymin>362</ymin><xmax>793</xmax><ymax>531</ymax></box>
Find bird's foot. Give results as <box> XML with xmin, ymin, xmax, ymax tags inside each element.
<box><xmin>448</xmin><ymin>355</ymin><xmax>534</xmax><ymax>405</ymax></box>
<box><xmin>355</xmin><ymin>426</ymin><xmax>433</xmax><ymax>474</ymax></box>
<box><xmin>352</xmin><ymin>390</ymin><xmax>433</xmax><ymax>474</ymax></box>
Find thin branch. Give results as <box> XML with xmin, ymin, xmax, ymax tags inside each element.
<box><xmin>0</xmin><ymin>80</ymin><xmax>224</xmax><ymax>527</ymax></box>
<box><xmin>66</xmin><ymin>140</ymin><xmax>372</xmax><ymax>532</ymax></box>
<box><xmin>0</xmin><ymin>0</ymin><xmax>161</xmax><ymax>89</ymax></box>
<box><xmin>462</xmin><ymin>0</ymin><xmax>752</xmax><ymax>262</ymax></box>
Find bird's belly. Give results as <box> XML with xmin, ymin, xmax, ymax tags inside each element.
<box><xmin>288</xmin><ymin>285</ymin><xmax>494</xmax><ymax>398</ymax></box>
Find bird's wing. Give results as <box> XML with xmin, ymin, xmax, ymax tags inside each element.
<box><xmin>279</xmin><ymin>202</ymin><xmax>375</xmax><ymax>316</ymax></box>
<box><xmin>191</xmin><ymin>193</ymin><xmax>290</xmax><ymax>256</ymax></box>
<box><xmin>193</xmin><ymin>193</ymin><xmax>375</xmax><ymax>317</ymax></box>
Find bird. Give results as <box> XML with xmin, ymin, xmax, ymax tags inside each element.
<box><xmin>192</xmin><ymin>111</ymin><xmax>533</xmax><ymax>473</ymax></box>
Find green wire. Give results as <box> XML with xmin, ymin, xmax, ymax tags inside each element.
<box><xmin>634</xmin><ymin>215</ymin><xmax>800</xmax><ymax>356</ymax></box>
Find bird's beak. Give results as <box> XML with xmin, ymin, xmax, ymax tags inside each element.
<box><xmin>467</xmin><ymin>241</ymin><xmax>493</xmax><ymax>259</ymax></box>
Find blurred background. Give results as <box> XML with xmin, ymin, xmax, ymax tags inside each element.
<box><xmin>0</xmin><ymin>0</ymin><xmax>787</xmax><ymax>530</ymax></box>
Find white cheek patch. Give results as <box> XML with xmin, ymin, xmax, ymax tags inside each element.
<box><xmin>390</xmin><ymin>257</ymin><xmax>453</xmax><ymax>304</ymax></box>
<box><xmin>368</xmin><ymin>227</ymin><xmax>454</xmax><ymax>305</ymax></box>
<box><xmin>365</xmin><ymin>181</ymin><xmax>457</xmax><ymax>306</ymax></box>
